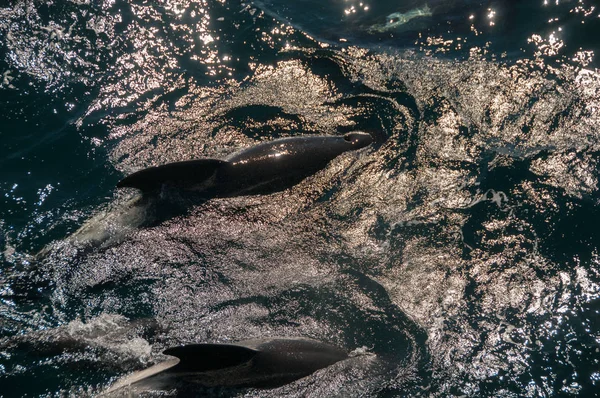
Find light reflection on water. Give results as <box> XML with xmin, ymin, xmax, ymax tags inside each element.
<box><xmin>0</xmin><ymin>0</ymin><xmax>600</xmax><ymax>397</ymax></box>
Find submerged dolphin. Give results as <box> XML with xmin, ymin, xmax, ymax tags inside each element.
<box><xmin>117</xmin><ymin>132</ymin><xmax>373</xmax><ymax>197</ymax></box>
<box><xmin>369</xmin><ymin>4</ymin><xmax>433</xmax><ymax>33</ymax></box>
<box><xmin>103</xmin><ymin>337</ymin><xmax>349</xmax><ymax>394</ymax></box>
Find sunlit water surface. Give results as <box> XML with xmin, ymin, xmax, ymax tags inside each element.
<box><xmin>1</xmin><ymin>0</ymin><xmax>600</xmax><ymax>396</ymax></box>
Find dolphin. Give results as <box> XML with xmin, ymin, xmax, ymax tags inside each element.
<box><xmin>369</xmin><ymin>4</ymin><xmax>433</xmax><ymax>33</ymax></box>
<box><xmin>117</xmin><ymin>132</ymin><xmax>373</xmax><ymax>197</ymax></box>
<box><xmin>34</xmin><ymin>133</ymin><xmax>372</xmax><ymax>252</ymax></box>
<box><xmin>103</xmin><ymin>337</ymin><xmax>349</xmax><ymax>394</ymax></box>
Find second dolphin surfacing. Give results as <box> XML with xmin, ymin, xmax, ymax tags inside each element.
<box><xmin>117</xmin><ymin>132</ymin><xmax>373</xmax><ymax>197</ymax></box>
<box><xmin>103</xmin><ymin>338</ymin><xmax>349</xmax><ymax>395</ymax></box>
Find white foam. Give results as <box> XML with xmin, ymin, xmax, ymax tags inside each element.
<box><xmin>64</xmin><ymin>314</ymin><xmax>153</xmax><ymax>360</ymax></box>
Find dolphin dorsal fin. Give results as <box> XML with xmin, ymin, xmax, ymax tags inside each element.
<box><xmin>117</xmin><ymin>159</ymin><xmax>226</xmax><ymax>194</ymax></box>
<box><xmin>163</xmin><ymin>343</ymin><xmax>258</xmax><ymax>372</ymax></box>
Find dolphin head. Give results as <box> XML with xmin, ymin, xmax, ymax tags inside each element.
<box><xmin>386</xmin><ymin>12</ymin><xmax>406</xmax><ymax>25</ymax></box>
<box><xmin>343</xmin><ymin>132</ymin><xmax>373</xmax><ymax>149</ymax></box>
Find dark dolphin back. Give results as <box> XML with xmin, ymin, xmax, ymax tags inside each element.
<box><xmin>163</xmin><ymin>343</ymin><xmax>258</xmax><ymax>372</ymax></box>
<box><xmin>118</xmin><ymin>339</ymin><xmax>350</xmax><ymax>390</ymax></box>
<box><xmin>225</xmin><ymin>133</ymin><xmax>372</xmax><ymax>166</ymax></box>
<box><xmin>224</xmin><ymin>135</ymin><xmax>351</xmax><ymax>164</ymax></box>
<box><xmin>245</xmin><ymin>338</ymin><xmax>349</xmax><ymax>387</ymax></box>
<box><xmin>255</xmin><ymin>338</ymin><xmax>348</xmax><ymax>369</ymax></box>
<box><xmin>217</xmin><ymin>134</ymin><xmax>371</xmax><ymax>196</ymax></box>
<box><xmin>116</xmin><ymin>133</ymin><xmax>372</xmax><ymax>198</ymax></box>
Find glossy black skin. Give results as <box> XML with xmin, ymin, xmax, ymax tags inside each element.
<box><xmin>105</xmin><ymin>338</ymin><xmax>349</xmax><ymax>393</ymax></box>
<box><xmin>165</xmin><ymin>338</ymin><xmax>350</xmax><ymax>388</ymax></box>
<box><xmin>217</xmin><ymin>132</ymin><xmax>373</xmax><ymax>196</ymax></box>
<box><xmin>117</xmin><ymin>132</ymin><xmax>373</xmax><ymax>197</ymax></box>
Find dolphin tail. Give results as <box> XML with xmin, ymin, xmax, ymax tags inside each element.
<box><xmin>116</xmin><ymin>159</ymin><xmax>227</xmax><ymax>194</ymax></box>
<box><xmin>163</xmin><ymin>343</ymin><xmax>258</xmax><ymax>372</ymax></box>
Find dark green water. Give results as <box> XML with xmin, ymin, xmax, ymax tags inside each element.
<box><xmin>1</xmin><ymin>0</ymin><xmax>600</xmax><ymax>396</ymax></box>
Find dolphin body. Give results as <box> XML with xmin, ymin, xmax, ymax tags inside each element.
<box><xmin>369</xmin><ymin>5</ymin><xmax>433</xmax><ymax>33</ymax></box>
<box><xmin>35</xmin><ymin>133</ymin><xmax>372</xmax><ymax>252</ymax></box>
<box><xmin>117</xmin><ymin>132</ymin><xmax>373</xmax><ymax>198</ymax></box>
<box><xmin>103</xmin><ymin>337</ymin><xmax>349</xmax><ymax>395</ymax></box>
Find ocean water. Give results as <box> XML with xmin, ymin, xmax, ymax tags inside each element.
<box><xmin>1</xmin><ymin>0</ymin><xmax>600</xmax><ymax>396</ymax></box>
